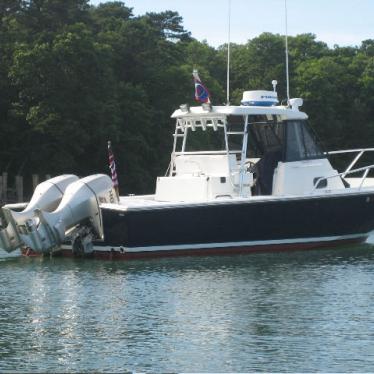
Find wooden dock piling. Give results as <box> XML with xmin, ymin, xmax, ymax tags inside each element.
<box><xmin>32</xmin><ymin>174</ymin><xmax>39</xmax><ymax>190</ymax></box>
<box><xmin>15</xmin><ymin>175</ymin><xmax>23</xmax><ymax>202</ymax></box>
<box><xmin>2</xmin><ymin>172</ymin><xmax>7</xmax><ymax>202</ymax></box>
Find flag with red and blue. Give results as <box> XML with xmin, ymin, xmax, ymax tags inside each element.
<box><xmin>193</xmin><ymin>70</ymin><xmax>210</xmax><ymax>103</ymax></box>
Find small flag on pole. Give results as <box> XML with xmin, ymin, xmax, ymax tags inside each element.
<box><xmin>108</xmin><ymin>141</ymin><xmax>119</xmax><ymax>199</ymax></box>
<box><xmin>193</xmin><ymin>69</ymin><xmax>210</xmax><ymax>103</ymax></box>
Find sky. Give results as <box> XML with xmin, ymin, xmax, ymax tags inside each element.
<box><xmin>89</xmin><ymin>0</ymin><xmax>373</xmax><ymax>48</ymax></box>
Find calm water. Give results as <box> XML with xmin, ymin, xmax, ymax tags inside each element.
<box><xmin>1</xmin><ymin>241</ymin><xmax>374</xmax><ymax>372</ymax></box>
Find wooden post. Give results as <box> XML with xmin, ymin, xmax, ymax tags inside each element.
<box><xmin>15</xmin><ymin>175</ymin><xmax>23</xmax><ymax>203</ymax></box>
<box><xmin>2</xmin><ymin>172</ymin><xmax>7</xmax><ymax>202</ymax></box>
<box><xmin>32</xmin><ymin>174</ymin><xmax>39</xmax><ymax>190</ymax></box>
<box><xmin>0</xmin><ymin>175</ymin><xmax>3</xmax><ymax>203</ymax></box>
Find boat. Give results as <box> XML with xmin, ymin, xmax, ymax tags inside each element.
<box><xmin>1</xmin><ymin>86</ymin><xmax>374</xmax><ymax>259</ymax></box>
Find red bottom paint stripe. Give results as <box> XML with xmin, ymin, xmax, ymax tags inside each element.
<box><xmin>21</xmin><ymin>237</ymin><xmax>368</xmax><ymax>260</ymax></box>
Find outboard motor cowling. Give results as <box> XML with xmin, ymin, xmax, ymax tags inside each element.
<box><xmin>20</xmin><ymin>174</ymin><xmax>117</xmax><ymax>254</ymax></box>
<box><xmin>0</xmin><ymin>174</ymin><xmax>78</xmax><ymax>252</ymax></box>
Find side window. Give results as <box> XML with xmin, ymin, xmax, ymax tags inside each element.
<box><xmin>285</xmin><ymin>121</ymin><xmax>304</xmax><ymax>161</ymax></box>
<box><xmin>285</xmin><ymin>121</ymin><xmax>324</xmax><ymax>161</ymax></box>
<box><xmin>302</xmin><ymin>124</ymin><xmax>324</xmax><ymax>158</ymax></box>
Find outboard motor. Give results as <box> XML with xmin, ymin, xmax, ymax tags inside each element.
<box><xmin>0</xmin><ymin>175</ymin><xmax>78</xmax><ymax>252</ymax></box>
<box><xmin>20</xmin><ymin>174</ymin><xmax>118</xmax><ymax>254</ymax></box>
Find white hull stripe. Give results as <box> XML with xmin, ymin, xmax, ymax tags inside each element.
<box><xmin>102</xmin><ymin>188</ymin><xmax>374</xmax><ymax>212</ymax></box>
<box><xmin>61</xmin><ymin>233</ymin><xmax>367</xmax><ymax>253</ymax></box>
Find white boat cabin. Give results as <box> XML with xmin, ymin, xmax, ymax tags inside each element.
<box><xmin>155</xmin><ymin>90</ymin><xmax>344</xmax><ymax>202</ymax></box>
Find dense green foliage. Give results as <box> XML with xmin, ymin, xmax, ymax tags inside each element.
<box><xmin>0</xmin><ymin>1</ymin><xmax>373</xmax><ymax>194</ymax></box>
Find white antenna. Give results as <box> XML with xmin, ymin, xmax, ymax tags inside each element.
<box><xmin>226</xmin><ymin>0</ymin><xmax>231</xmax><ymax>105</ymax></box>
<box><xmin>272</xmin><ymin>80</ymin><xmax>278</xmax><ymax>92</ymax></box>
<box><xmin>284</xmin><ymin>0</ymin><xmax>290</xmax><ymax>104</ymax></box>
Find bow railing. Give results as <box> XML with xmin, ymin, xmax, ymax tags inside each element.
<box><xmin>326</xmin><ymin>148</ymin><xmax>374</xmax><ymax>177</ymax></box>
<box><xmin>313</xmin><ymin>164</ymin><xmax>374</xmax><ymax>192</ymax></box>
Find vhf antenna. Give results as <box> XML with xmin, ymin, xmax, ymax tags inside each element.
<box><xmin>226</xmin><ymin>0</ymin><xmax>231</xmax><ymax>106</ymax></box>
<box><xmin>284</xmin><ymin>0</ymin><xmax>290</xmax><ymax>105</ymax></box>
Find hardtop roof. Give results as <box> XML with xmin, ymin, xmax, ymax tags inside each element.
<box><xmin>171</xmin><ymin>105</ymin><xmax>308</xmax><ymax>120</ymax></box>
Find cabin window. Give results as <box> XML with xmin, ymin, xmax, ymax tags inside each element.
<box><xmin>247</xmin><ymin>115</ymin><xmax>284</xmax><ymax>157</ymax></box>
<box><xmin>285</xmin><ymin>120</ymin><xmax>325</xmax><ymax>162</ymax></box>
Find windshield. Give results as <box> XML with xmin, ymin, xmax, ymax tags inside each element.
<box><xmin>248</xmin><ymin>115</ymin><xmax>283</xmax><ymax>157</ymax></box>
<box><xmin>174</xmin><ymin>115</ymin><xmax>325</xmax><ymax>161</ymax></box>
<box><xmin>248</xmin><ymin>118</ymin><xmax>325</xmax><ymax>161</ymax></box>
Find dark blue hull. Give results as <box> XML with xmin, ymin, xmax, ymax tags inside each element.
<box><xmin>97</xmin><ymin>192</ymin><xmax>374</xmax><ymax>256</ymax></box>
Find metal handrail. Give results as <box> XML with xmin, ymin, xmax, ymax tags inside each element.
<box><xmin>312</xmin><ymin>164</ymin><xmax>374</xmax><ymax>192</ymax></box>
<box><xmin>326</xmin><ymin>148</ymin><xmax>374</xmax><ymax>177</ymax></box>
<box><xmin>326</xmin><ymin>147</ymin><xmax>374</xmax><ymax>155</ymax></box>
<box><xmin>174</xmin><ymin>150</ymin><xmax>228</xmax><ymax>155</ymax></box>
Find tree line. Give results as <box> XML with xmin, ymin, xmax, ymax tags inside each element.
<box><xmin>0</xmin><ymin>0</ymin><xmax>373</xmax><ymax>195</ymax></box>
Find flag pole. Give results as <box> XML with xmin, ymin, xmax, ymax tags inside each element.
<box><xmin>284</xmin><ymin>0</ymin><xmax>290</xmax><ymax>105</ymax></box>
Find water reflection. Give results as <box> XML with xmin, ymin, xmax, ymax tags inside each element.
<box><xmin>0</xmin><ymin>244</ymin><xmax>374</xmax><ymax>371</ymax></box>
